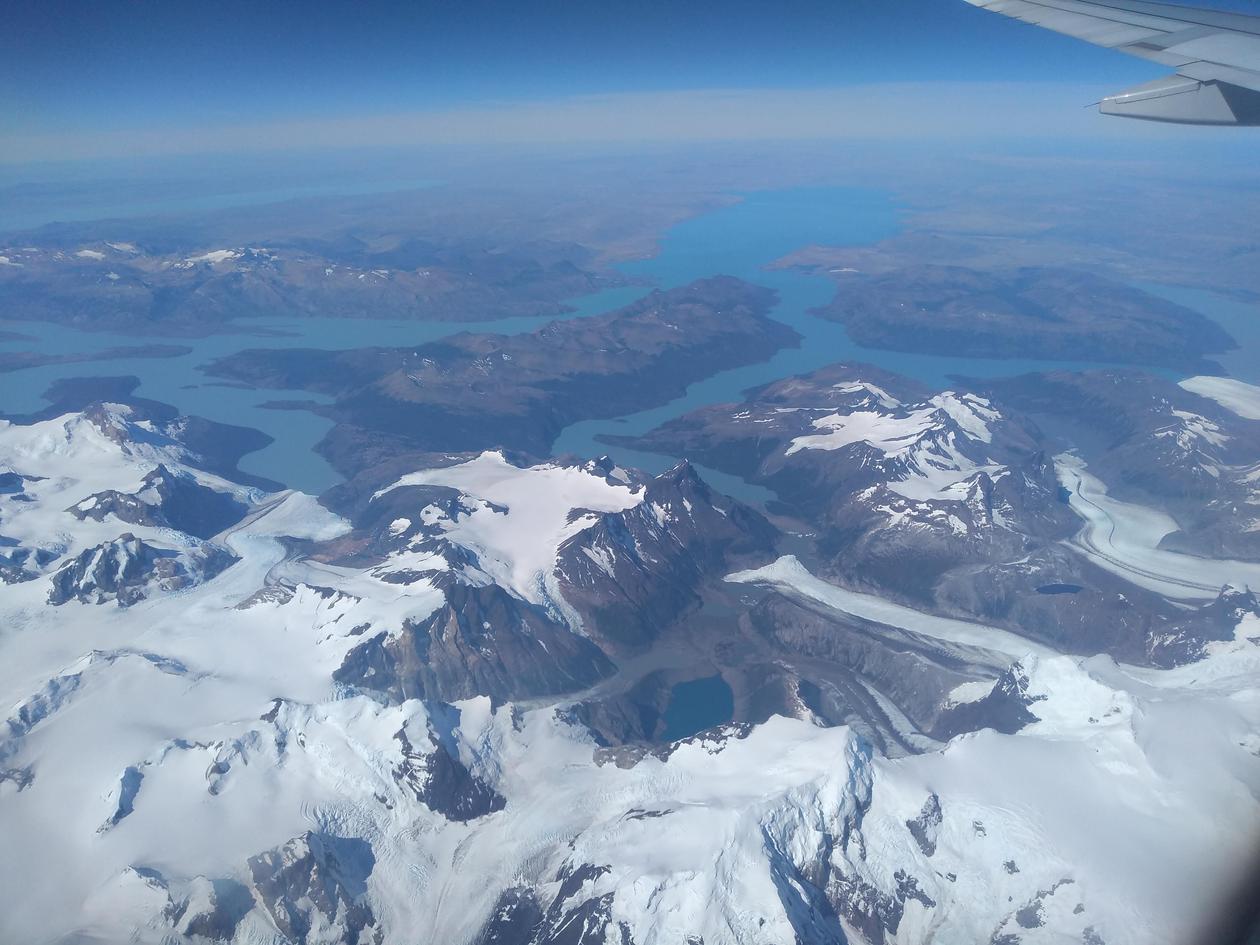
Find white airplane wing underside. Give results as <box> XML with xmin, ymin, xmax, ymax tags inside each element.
<box><xmin>964</xmin><ymin>0</ymin><xmax>1260</xmax><ymax>124</ymax></box>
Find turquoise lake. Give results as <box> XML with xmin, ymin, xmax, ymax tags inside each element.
<box><xmin>661</xmin><ymin>675</ymin><xmax>735</xmax><ymax>742</ymax></box>
<box><xmin>552</xmin><ymin>188</ymin><xmax>1260</xmax><ymax>500</ymax></box>
<box><xmin>0</xmin><ymin>287</ymin><xmax>638</xmax><ymax>494</ymax></box>
<box><xmin>2</xmin><ymin>185</ymin><xmax>1257</xmax><ymax>497</ymax></box>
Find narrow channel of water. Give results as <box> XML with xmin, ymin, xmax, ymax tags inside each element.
<box><xmin>3</xmin><ymin>186</ymin><xmax>1257</xmax><ymax>498</ymax></box>
<box><xmin>0</xmin><ymin>285</ymin><xmax>642</xmax><ymax>494</ymax></box>
<box><xmin>1138</xmin><ymin>282</ymin><xmax>1260</xmax><ymax>386</ymax></box>
<box><xmin>552</xmin><ymin>187</ymin><xmax>1251</xmax><ymax>504</ymax></box>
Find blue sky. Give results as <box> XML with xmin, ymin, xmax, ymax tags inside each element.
<box><xmin>2</xmin><ymin>0</ymin><xmax>1255</xmax><ymax>160</ymax></box>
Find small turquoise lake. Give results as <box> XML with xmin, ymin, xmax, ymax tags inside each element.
<box><xmin>661</xmin><ymin>675</ymin><xmax>735</xmax><ymax>742</ymax></box>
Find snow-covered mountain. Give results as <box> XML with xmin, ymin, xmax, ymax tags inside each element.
<box><xmin>2</xmin><ymin>401</ymin><xmax>1258</xmax><ymax>945</ymax></box>
<box><xmin>981</xmin><ymin>370</ymin><xmax>1260</xmax><ymax>562</ymax></box>
<box><xmin>626</xmin><ymin>364</ymin><xmax>1077</xmax><ymax>589</ymax></box>
<box><xmin>621</xmin><ymin>363</ymin><xmax>1260</xmax><ymax>666</ymax></box>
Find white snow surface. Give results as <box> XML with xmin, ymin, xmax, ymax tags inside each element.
<box><xmin>727</xmin><ymin>554</ymin><xmax>1053</xmax><ymax>661</ymax></box>
<box><xmin>373</xmin><ymin>450</ymin><xmax>642</xmax><ymax>606</ymax></box>
<box><xmin>785</xmin><ymin>391</ymin><xmax>1005</xmax><ymax>502</ymax></box>
<box><xmin>832</xmin><ymin>380</ymin><xmax>902</xmax><ymax>408</ymax></box>
<box><xmin>786</xmin><ymin>391</ymin><xmax>997</xmax><ymax>458</ymax></box>
<box><xmin>185</xmin><ymin>248</ymin><xmax>242</xmax><ymax>265</ymax></box>
<box><xmin>787</xmin><ymin>405</ymin><xmax>939</xmax><ymax>456</ymax></box>
<box><xmin>1</xmin><ymin>412</ymin><xmax>1258</xmax><ymax>945</ymax></box>
<box><xmin>724</xmin><ymin>555</ymin><xmax>1260</xmax><ymax>943</ymax></box>
<box><xmin>1180</xmin><ymin>375</ymin><xmax>1260</xmax><ymax>421</ymax></box>
<box><xmin>1056</xmin><ymin>453</ymin><xmax>1260</xmax><ymax>599</ymax></box>
<box><xmin>0</xmin><ymin>406</ymin><xmax>261</xmax><ymax>555</ymax></box>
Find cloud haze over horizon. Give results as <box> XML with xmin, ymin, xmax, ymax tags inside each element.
<box><xmin>12</xmin><ymin>80</ymin><xmax>1241</xmax><ymax>165</ymax></box>
<box><xmin>7</xmin><ymin>0</ymin><xmax>1258</xmax><ymax>165</ymax></box>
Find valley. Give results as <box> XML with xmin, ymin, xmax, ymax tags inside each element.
<box><xmin>1</xmin><ymin>179</ymin><xmax>1259</xmax><ymax>945</ymax></box>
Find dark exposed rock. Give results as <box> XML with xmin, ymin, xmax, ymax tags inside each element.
<box><xmin>247</xmin><ymin>831</ymin><xmax>382</xmax><ymax>945</ymax></box>
<box><xmin>622</xmin><ymin>361</ymin><xmax>1077</xmax><ymax>607</ymax></box>
<box><xmin>98</xmin><ymin>765</ymin><xmax>144</xmax><ymax>832</ymax></box>
<box><xmin>334</xmin><ymin>582</ymin><xmax>613</xmax><ymax>705</ymax></box>
<box><xmin>1015</xmin><ymin>901</ymin><xmax>1044</xmax><ymax>928</ymax></box>
<box><xmin>325</xmin><ymin>481</ymin><xmax>481</xmax><ymax>562</ymax></box>
<box><xmin>815</xmin><ymin>265</ymin><xmax>1233</xmax><ymax>370</ymax></box>
<box><xmin>977</xmin><ymin>370</ymin><xmax>1260</xmax><ymax>562</ymax></box>
<box><xmin>0</xmin><ymin>541</ymin><xmax>47</xmax><ymax>584</ymax></box>
<box><xmin>392</xmin><ymin>720</ymin><xmax>505</xmax><ymax>822</ymax></box>
<box><xmin>476</xmin><ymin>864</ymin><xmax>631</xmax><ymax>945</ymax></box>
<box><xmin>895</xmin><ymin>870</ymin><xmax>936</xmax><ymax>910</ymax></box>
<box><xmin>1007</xmin><ymin>879</ymin><xmax>1075</xmax><ymax>936</ymax></box>
<box><xmin>930</xmin><ymin>663</ymin><xmax>1043</xmax><ymax>742</ymax></box>
<box><xmin>234</xmin><ymin>584</ymin><xmax>298</xmax><ymax>609</ymax></box>
<box><xmin>0</xmin><ymin>224</ymin><xmax>624</xmax><ymax>336</ymax></box>
<box><xmin>618</xmin><ymin>361</ymin><xmax>931</xmax><ymax>484</ymax></box>
<box><xmin>166</xmin><ymin>877</ymin><xmax>254</xmax><ymax>941</ymax></box>
<box><xmin>1</xmin><ymin>475</ymin><xmax>50</xmax><ymax>583</ymax></box>
<box><xmin>70</xmin><ymin>463</ymin><xmax>250</xmax><ymax>539</ymax></box>
<box><xmin>906</xmin><ymin>793</ymin><xmax>942</xmax><ymax>857</ymax></box>
<box><xmin>535</xmin><ymin>863</ymin><xmax>631</xmax><ymax>945</ymax></box>
<box><xmin>933</xmin><ymin>546</ymin><xmax>1177</xmax><ymax>663</ymax></box>
<box><xmin>206</xmin><ymin>277</ymin><xmax>795</xmax><ymax>478</ymax></box>
<box><xmin>1149</xmin><ymin>586</ymin><xmax>1260</xmax><ymax>668</ymax></box>
<box><xmin>555</xmin><ymin>461</ymin><xmax>777</xmax><ymax>649</ymax></box>
<box><xmin>623</xmin><ymin>361</ymin><xmax>1255</xmax><ymax>666</ymax></box>
<box><xmin>817</xmin><ymin>454</ymin><xmax>1076</xmax><ymax>606</ymax></box>
<box><xmin>0</xmin><ymin>471</ymin><xmax>40</xmax><ymax>495</ymax></box>
<box><xmin>560</xmin><ymin>672</ymin><xmax>674</xmax><ymax>747</ymax></box>
<box><xmin>742</xmin><ymin>592</ymin><xmax>993</xmax><ymax>752</ymax></box>
<box><xmin>827</xmin><ymin>867</ymin><xmax>936</xmax><ymax>944</ymax></box>
<box><xmin>475</xmin><ymin>887</ymin><xmax>545</xmax><ymax>945</ymax></box>
<box><xmin>47</xmin><ymin>533</ymin><xmax>237</xmax><ymax>606</ymax></box>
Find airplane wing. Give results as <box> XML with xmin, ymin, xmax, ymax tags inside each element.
<box><xmin>963</xmin><ymin>0</ymin><xmax>1260</xmax><ymax>125</ymax></box>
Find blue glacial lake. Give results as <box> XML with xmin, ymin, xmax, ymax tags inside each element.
<box><xmin>661</xmin><ymin>675</ymin><xmax>735</xmax><ymax>742</ymax></box>
<box><xmin>1138</xmin><ymin>282</ymin><xmax>1260</xmax><ymax>387</ymax></box>
<box><xmin>3</xmin><ymin>185</ymin><xmax>1258</xmax><ymax>497</ymax></box>
<box><xmin>0</xmin><ymin>288</ymin><xmax>637</xmax><ymax>494</ymax></box>
<box><xmin>552</xmin><ymin>188</ymin><xmax>1260</xmax><ymax>500</ymax></box>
